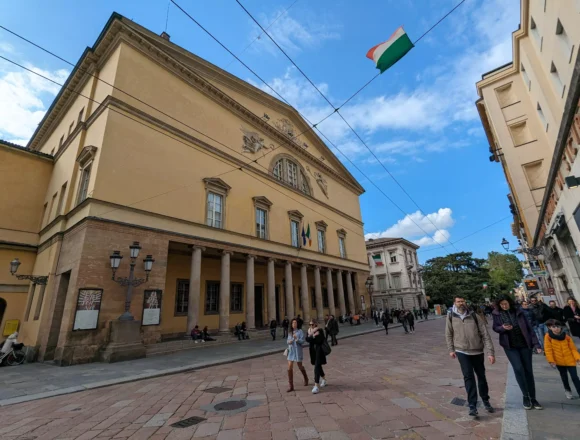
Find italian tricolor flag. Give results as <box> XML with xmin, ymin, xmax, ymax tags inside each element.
<box><xmin>372</xmin><ymin>254</ymin><xmax>383</xmax><ymax>266</ymax></box>
<box><xmin>366</xmin><ymin>27</ymin><xmax>414</xmax><ymax>73</ymax></box>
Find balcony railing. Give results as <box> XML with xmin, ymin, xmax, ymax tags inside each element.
<box><xmin>372</xmin><ymin>287</ymin><xmax>422</xmax><ymax>295</ymax></box>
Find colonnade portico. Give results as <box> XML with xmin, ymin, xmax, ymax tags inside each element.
<box><xmin>185</xmin><ymin>245</ymin><xmax>360</xmax><ymax>333</ymax></box>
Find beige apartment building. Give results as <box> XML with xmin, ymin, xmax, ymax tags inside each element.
<box><xmin>476</xmin><ymin>0</ymin><xmax>580</xmax><ymax>304</ymax></box>
<box><xmin>0</xmin><ymin>13</ymin><xmax>370</xmax><ymax>365</ymax></box>
<box><xmin>366</xmin><ymin>238</ymin><xmax>427</xmax><ymax>311</ymax></box>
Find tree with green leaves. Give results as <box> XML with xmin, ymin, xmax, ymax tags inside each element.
<box><xmin>422</xmin><ymin>252</ymin><xmax>490</xmax><ymax>306</ymax></box>
<box><xmin>486</xmin><ymin>251</ymin><xmax>523</xmax><ymax>296</ymax></box>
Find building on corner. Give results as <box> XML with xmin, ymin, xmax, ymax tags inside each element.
<box><xmin>0</xmin><ymin>13</ymin><xmax>370</xmax><ymax>365</ymax></box>
<box><xmin>366</xmin><ymin>238</ymin><xmax>427</xmax><ymax>311</ymax></box>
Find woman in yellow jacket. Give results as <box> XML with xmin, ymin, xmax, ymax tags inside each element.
<box><xmin>544</xmin><ymin>319</ymin><xmax>580</xmax><ymax>399</ymax></box>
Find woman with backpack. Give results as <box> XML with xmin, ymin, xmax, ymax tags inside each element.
<box><xmin>306</xmin><ymin>318</ymin><xmax>328</xmax><ymax>394</ymax></box>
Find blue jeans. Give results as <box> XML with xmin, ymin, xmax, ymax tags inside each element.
<box><xmin>504</xmin><ymin>348</ymin><xmax>536</xmax><ymax>399</ymax></box>
<box><xmin>533</xmin><ymin>324</ymin><xmax>546</xmax><ymax>349</ymax></box>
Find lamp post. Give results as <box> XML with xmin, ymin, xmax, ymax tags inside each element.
<box><xmin>110</xmin><ymin>242</ymin><xmax>155</xmax><ymax>321</ymax></box>
<box><xmin>501</xmin><ymin>238</ymin><xmax>544</xmax><ymax>256</ymax></box>
<box><xmin>9</xmin><ymin>258</ymin><xmax>48</xmax><ymax>285</ymax></box>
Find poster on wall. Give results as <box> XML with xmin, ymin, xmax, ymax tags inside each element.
<box><xmin>73</xmin><ymin>289</ymin><xmax>102</xmax><ymax>330</ymax></box>
<box><xmin>142</xmin><ymin>289</ymin><xmax>162</xmax><ymax>326</ymax></box>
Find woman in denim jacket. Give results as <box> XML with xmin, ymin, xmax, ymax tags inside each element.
<box><xmin>286</xmin><ymin>318</ymin><xmax>309</xmax><ymax>392</ymax></box>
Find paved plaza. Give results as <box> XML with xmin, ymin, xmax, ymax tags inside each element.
<box><xmin>0</xmin><ymin>318</ymin><xmax>513</xmax><ymax>440</ymax></box>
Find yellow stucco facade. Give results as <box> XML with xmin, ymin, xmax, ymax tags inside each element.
<box><xmin>0</xmin><ymin>14</ymin><xmax>369</xmax><ymax>365</ymax></box>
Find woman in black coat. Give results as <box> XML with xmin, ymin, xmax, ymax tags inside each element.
<box><xmin>305</xmin><ymin>318</ymin><xmax>327</xmax><ymax>394</ymax></box>
<box><xmin>563</xmin><ymin>297</ymin><xmax>580</xmax><ymax>339</ymax></box>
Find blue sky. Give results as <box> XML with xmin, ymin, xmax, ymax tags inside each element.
<box><xmin>0</xmin><ymin>0</ymin><xmax>521</xmax><ymax>262</ymax></box>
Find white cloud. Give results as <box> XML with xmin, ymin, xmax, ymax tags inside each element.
<box><xmin>252</xmin><ymin>10</ymin><xmax>340</xmax><ymax>54</ymax></box>
<box><xmin>0</xmin><ymin>64</ymin><xmax>68</xmax><ymax>142</ymax></box>
<box><xmin>365</xmin><ymin>208</ymin><xmax>455</xmax><ymax>247</ymax></box>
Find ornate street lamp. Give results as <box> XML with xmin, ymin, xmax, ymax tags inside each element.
<box><xmin>9</xmin><ymin>258</ymin><xmax>48</xmax><ymax>285</ymax></box>
<box><xmin>500</xmin><ymin>237</ymin><xmax>544</xmax><ymax>256</ymax></box>
<box><xmin>110</xmin><ymin>242</ymin><xmax>155</xmax><ymax>321</ymax></box>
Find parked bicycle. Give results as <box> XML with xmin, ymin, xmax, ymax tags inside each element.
<box><xmin>0</xmin><ymin>332</ymin><xmax>26</xmax><ymax>366</ymax></box>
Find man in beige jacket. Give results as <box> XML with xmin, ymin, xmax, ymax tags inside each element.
<box><xmin>446</xmin><ymin>296</ymin><xmax>496</xmax><ymax>417</ymax></box>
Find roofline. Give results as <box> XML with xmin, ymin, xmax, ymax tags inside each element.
<box><xmin>480</xmin><ymin>62</ymin><xmax>513</xmax><ymax>80</ymax></box>
<box><xmin>365</xmin><ymin>237</ymin><xmax>420</xmax><ymax>250</ymax></box>
<box><xmin>1</xmin><ymin>139</ymin><xmax>54</xmax><ymax>161</ymax></box>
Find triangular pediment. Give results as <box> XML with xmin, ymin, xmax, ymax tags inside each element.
<box><xmin>252</xmin><ymin>196</ymin><xmax>273</xmax><ymax>207</ymax></box>
<box><xmin>203</xmin><ymin>177</ymin><xmax>231</xmax><ymax>193</ymax></box>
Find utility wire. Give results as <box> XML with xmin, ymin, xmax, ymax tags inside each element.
<box><xmin>171</xmin><ymin>0</ymin><xmax>453</xmax><ymax>250</ymax></box>
<box><xmin>0</xmin><ymin>54</ymin><xmax>366</xmax><ymax>240</ymax></box>
<box><xmin>233</xmin><ymin>0</ymin><xmax>468</xmax><ymax>251</ymax></box>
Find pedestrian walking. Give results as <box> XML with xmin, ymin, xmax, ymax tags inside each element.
<box><xmin>382</xmin><ymin>311</ymin><xmax>389</xmax><ymax>335</ymax></box>
<box><xmin>413</xmin><ymin>307</ymin><xmax>419</xmax><ymax>320</ymax></box>
<box><xmin>408</xmin><ymin>311</ymin><xmax>415</xmax><ymax>333</ymax></box>
<box><xmin>326</xmin><ymin>314</ymin><xmax>339</xmax><ymax>346</ymax></box>
<box><xmin>306</xmin><ymin>318</ymin><xmax>327</xmax><ymax>394</ymax></box>
<box><xmin>530</xmin><ymin>295</ymin><xmax>550</xmax><ymax>350</ymax></box>
<box><xmin>296</xmin><ymin>314</ymin><xmax>304</xmax><ymax>330</ymax></box>
<box><xmin>374</xmin><ymin>310</ymin><xmax>380</xmax><ymax>327</ymax></box>
<box><xmin>520</xmin><ymin>300</ymin><xmax>537</xmax><ymax>332</ymax></box>
<box><xmin>270</xmin><ymin>318</ymin><xmax>278</xmax><ymax>340</ymax></box>
<box><xmin>282</xmin><ymin>316</ymin><xmax>289</xmax><ymax>339</ymax></box>
<box><xmin>544</xmin><ymin>319</ymin><xmax>580</xmax><ymax>399</ymax></box>
<box><xmin>446</xmin><ymin>295</ymin><xmax>496</xmax><ymax>417</ymax></box>
<box><xmin>423</xmin><ymin>307</ymin><xmax>429</xmax><ymax>320</ymax></box>
<box><xmin>400</xmin><ymin>310</ymin><xmax>409</xmax><ymax>334</ymax></box>
<box><xmin>563</xmin><ymin>298</ymin><xmax>580</xmax><ymax>340</ymax></box>
<box><xmin>492</xmin><ymin>295</ymin><xmax>543</xmax><ymax>410</ymax></box>
<box><xmin>286</xmin><ymin>318</ymin><xmax>309</xmax><ymax>392</ymax></box>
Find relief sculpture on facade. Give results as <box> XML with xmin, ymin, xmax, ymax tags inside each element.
<box><xmin>306</xmin><ymin>166</ymin><xmax>329</xmax><ymax>198</ymax></box>
<box><xmin>241</xmin><ymin>128</ymin><xmax>271</xmax><ymax>154</ymax></box>
<box><xmin>273</xmin><ymin>118</ymin><xmax>295</xmax><ymax>138</ymax></box>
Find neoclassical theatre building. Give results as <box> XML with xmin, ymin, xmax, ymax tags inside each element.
<box><xmin>0</xmin><ymin>13</ymin><xmax>370</xmax><ymax>365</ymax></box>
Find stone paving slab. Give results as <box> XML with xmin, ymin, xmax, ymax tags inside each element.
<box><xmin>0</xmin><ymin>318</ymin><xmax>508</xmax><ymax>440</ymax></box>
<box><xmin>0</xmin><ymin>318</ymin><xmax>439</xmax><ymax>406</ymax></box>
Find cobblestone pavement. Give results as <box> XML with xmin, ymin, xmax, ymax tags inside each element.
<box><xmin>0</xmin><ymin>319</ymin><xmax>411</xmax><ymax>404</ymax></box>
<box><xmin>0</xmin><ymin>318</ymin><xmax>509</xmax><ymax>440</ymax></box>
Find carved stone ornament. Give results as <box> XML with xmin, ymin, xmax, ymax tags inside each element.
<box><xmin>306</xmin><ymin>166</ymin><xmax>329</xmax><ymax>199</ymax></box>
<box><xmin>241</xmin><ymin>128</ymin><xmax>268</xmax><ymax>154</ymax></box>
<box><xmin>273</xmin><ymin>118</ymin><xmax>295</xmax><ymax>138</ymax></box>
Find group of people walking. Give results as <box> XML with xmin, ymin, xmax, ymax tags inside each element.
<box><xmin>373</xmin><ymin>307</ymin><xmax>424</xmax><ymax>335</ymax></box>
<box><xmin>446</xmin><ymin>294</ymin><xmax>580</xmax><ymax>417</ymax></box>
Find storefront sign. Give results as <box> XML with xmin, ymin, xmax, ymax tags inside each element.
<box><xmin>73</xmin><ymin>289</ymin><xmax>102</xmax><ymax>330</ymax></box>
<box><xmin>524</xmin><ymin>279</ymin><xmax>540</xmax><ymax>292</ymax></box>
<box><xmin>3</xmin><ymin>319</ymin><xmax>19</xmax><ymax>336</ymax></box>
<box><xmin>142</xmin><ymin>289</ymin><xmax>162</xmax><ymax>326</ymax></box>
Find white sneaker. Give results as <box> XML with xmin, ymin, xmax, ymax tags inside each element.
<box><xmin>201</xmin><ymin>340</ymin><xmax>206</xmax><ymax>343</ymax></box>
<box><xmin>195</xmin><ymin>340</ymin><xmax>199</xmax><ymax>344</ymax></box>
<box><xmin>320</xmin><ymin>378</ymin><xmax>327</xmax><ymax>388</ymax></box>
<box><xmin>312</xmin><ymin>386</ymin><xmax>319</xmax><ymax>394</ymax></box>
<box><xmin>565</xmin><ymin>390</ymin><xmax>574</xmax><ymax>400</ymax></box>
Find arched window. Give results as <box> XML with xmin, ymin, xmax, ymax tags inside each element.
<box><xmin>271</xmin><ymin>155</ymin><xmax>311</xmax><ymax>196</ymax></box>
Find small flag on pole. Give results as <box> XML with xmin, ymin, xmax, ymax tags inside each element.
<box><xmin>301</xmin><ymin>226</ymin><xmax>306</xmax><ymax>246</ymax></box>
<box><xmin>366</xmin><ymin>26</ymin><xmax>414</xmax><ymax>73</ymax></box>
<box><xmin>372</xmin><ymin>254</ymin><xmax>384</xmax><ymax>266</ymax></box>
<box><xmin>306</xmin><ymin>224</ymin><xmax>312</xmax><ymax>247</ymax></box>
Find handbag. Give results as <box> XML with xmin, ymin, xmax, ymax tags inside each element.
<box><xmin>321</xmin><ymin>339</ymin><xmax>331</xmax><ymax>356</ymax></box>
<box><xmin>283</xmin><ymin>348</ymin><xmax>288</xmax><ymax>357</ymax></box>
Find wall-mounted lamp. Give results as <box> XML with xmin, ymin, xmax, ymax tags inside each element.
<box><xmin>565</xmin><ymin>175</ymin><xmax>580</xmax><ymax>189</ymax></box>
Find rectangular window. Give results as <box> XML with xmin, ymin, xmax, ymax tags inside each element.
<box><xmin>205</xmin><ymin>281</ymin><xmax>220</xmax><ymax>314</ymax></box>
<box><xmin>40</xmin><ymin>203</ymin><xmax>48</xmax><ymax>228</ymax></box>
<box><xmin>338</xmin><ymin>236</ymin><xmax>346</xmax><ymax>258</ymax></box>
<box><xmin>550</xmin><ymin>62</ymin><xmax>565</xmax><ymax>97</ymax></box>
<box><xmin>537</xmin><ymin>103</ymin><xmax>548</xmax><ymax>131</ymax></box>
<box><xmin>523</xmin><ymin>160</ymin><xmax>545</xmax><ymax>190</ymax></box>
<box><xmin>291</xmin><ymin>220</ymin><xmax>300</xmax><ymax>247</ymax></box>
<box><xmin>378</xmin><ymin>276</ymin><xmax>387</xmax><ymax>291</ymax></box>
<box><xmin>206</xmin><ymin>192</ymin><xmax>223</xmax><ymax>228</ymax></box>
<box><xmin>389</xmin><ymin>251</ymin><xmax>397</xmax><ymax>263</ymax></box>
<box><xmin>57</xmin><ymin>182</ymin><xmax>67</xmax><ymax>215</ymax></box>
<box><xmin>49</xmin><ymin>192</ymin><xmax>58</xmax><ymax>222</ymax></box>
<box><xmin>175</xmin><ymin>279</ymin><xmax>189</xmax><ymax>316</ymax></box>
<box><xmin>77</xmin><ymin>163</ymin><xmax>92</xmax><ymax>204</ymax></box>
<box><xmin>391</xmin><ymin>274</ymin><xmax>402</xmax><ymax>290</ymax></box>
<box><xmin>530</xmin><ymin>17</ymin><xmax>542</xmax><ymax>50</ymax></box>
<box><xmin>287</xmin><ymin>161</ymin><xmax>298</xmax><ymax>187</ymax></box>
<box><xmin>323</xmin><ymin>288</ymin><xmax>329</xmax><ymax>308</ymax></box>
<box><xmin>273</xmin><ymin>160</ymin><xmax>283</xmax><ymax>181</ymax></box>
<box><xmin>78</xmin><ymin>108</ymin><xmax>85</xmax><ymax>123</ymax></box>
<box><xmin>495</xmin><ymin>83</ymin><xmax>518</xmax><ymax>108</ymax></box>
<box><xmin>317</xmin><ymin>229</ymin><xmax>326</xmax><ymax>253</ymax></box>
<box><xmin>230</xmin><ymin>283</ymin><xmax>243</xmax><ymax>312</ymax></box>
<box><xmin>68</xmin><ymin>121</ymin><xmax>74</xmax><ymax>136</ymax></box>
<box><xmin>256</xmin><ymin>208</ymin><xmax>267</xmax><ymax>239</ymax></box>
<box><xmin>521</xmin><ymin>63</ymin><xmax>531</xmax><ymax>90</ymax></box>
<box><xmin>509</xmin><ymin>121</ymin><xmax>534</xmax><ymax>146</ymax></box>
<box><xmin>556</xmin><ymin>19</ymin><xmax>573</xmax><ymax>62</ymax></box>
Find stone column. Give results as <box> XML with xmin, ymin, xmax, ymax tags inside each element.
<box><xmin>300</xmin><ymin>264</ymin><xmax>310</xmax><ymax>322</ymax></box>
<box><xmin>187</xmin><ymin>245</ymin><xmax>204</xmax><ymax>333</ymax></box>
<box><xmin>267</xmin><ymin>258</ymin><xmax>276</xmax><ymax>324</ymax></box>
<box><xmin>336</xmin><ymin>270</ymin><xmax>346</xmax><ymax>316</ymax></box>
<box><xmin>219</xmin><ymin>251</ymin><xmax>232</xmax><ymax>333</ymax></box>
<box><xmin>346</xmin><ymin>271</ymin><xmax>356</xmax><ymax>313</ymax></box>
<box><xmin>285</xmin><ymin>262</ymin><xmax>294</xmax><ymax>319</ymax></box>
<box><xmin>326</xmin><ymin>268</ymin><xmax>336</xmax><ymax>317</ymax></box>
<box><xmin>314</xmin><ymin>266</ymin><xmax>324</xmax><ymax>321</ymax></box>
<box><xmin>246</xmin><ymin>254</ymin><xmax>256</xmax><ymax>330</ymax></box>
